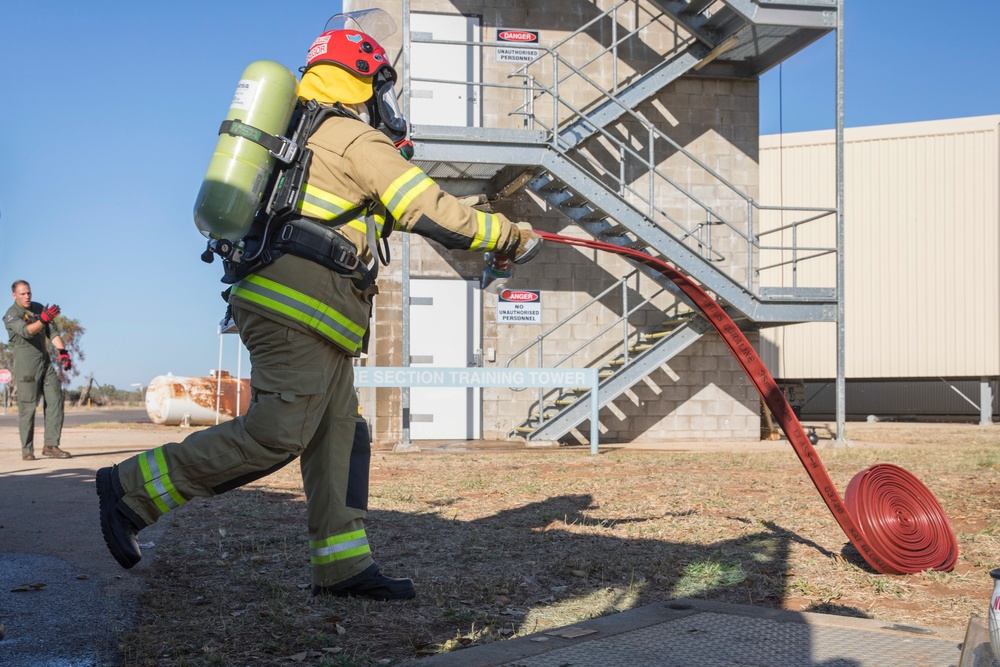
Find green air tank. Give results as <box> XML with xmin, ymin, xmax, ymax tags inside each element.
<box><xmin>193</xmin><ymin>60</ymin><xmax>299</xmax><ymax>242</ymax></box>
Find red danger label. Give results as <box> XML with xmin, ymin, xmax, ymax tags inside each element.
<box><xmin>497</xmin><ymin>29</ymin><xmax>539</xmax><ymax>43</ymax></box>
<box><xmin>501</xmin><ymin>290</ymin><xmax>539</xmax><ymax>302</ymax></box>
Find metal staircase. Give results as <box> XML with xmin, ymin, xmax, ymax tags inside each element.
<box><xmin>514</xmin><ymin>315</ymin><xmax>713</xmax><ymax>442</ymax></box>
<box><xmin>404</xmin><ymin>0</ymin><xmax>841</xmax><ymax>442</ymax></box>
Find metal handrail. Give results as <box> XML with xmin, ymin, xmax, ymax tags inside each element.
<box><xmin>506</xmin><ymin>47</ymin><xmax>838</xmax><ymax>288</ymax></box>
<box><xmin>504</xmin><ymin>270</ymin><xmax>640</xmax><ymax>371</ymax></box>
<box><xmin>504</xmin><ymin>271</ymin><xmax>680</xmax><ymax>423</ymax></box>
<box><xmin>504</xmin><ymin>268</ymin><xmax>675</xmax><ymax>427</ymax></box>
<box><xmin>406</xmin><ymin>3</ymin><xmax>838</xmax><ymax>290</ymax></box>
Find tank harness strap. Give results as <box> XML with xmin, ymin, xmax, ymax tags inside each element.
<box><xmin>218</xmin><ymin>119</ymin><xmax>297</xmax><ymax>164</ymax></box>
<box><xmin>217</xmin><ymin>101</ymin><xmax>388</xmax><ymax>287</ymax></box>
<box><xmin>263</xmin><ymin>103</ymin><xmax>361</xmax><ymax>220</ymax></box>
<box><xmin>271</xmin><ymin>215</ymin><xmax>377</xmax><ymax>289</ymax></box>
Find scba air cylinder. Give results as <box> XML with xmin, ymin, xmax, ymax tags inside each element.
<box><xmin>193</xmin><ymin>60</ymin><xmax>299</xmax><ymax>242</ymax></box>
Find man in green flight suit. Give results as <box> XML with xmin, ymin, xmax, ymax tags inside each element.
<box><xmin>4</xmin><ymin>280</ymin><xmax>73</xmax><ymax>461</ymax></box>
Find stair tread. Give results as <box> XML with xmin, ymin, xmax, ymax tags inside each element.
<box><xmin>682</xmin><ymin>0</ymin><xmax>715</xmax><ymax>15</ymax></box>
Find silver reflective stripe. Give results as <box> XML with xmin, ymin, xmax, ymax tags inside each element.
<box><xmin>312</xmin><ymin>536</ymin><xmax>369</xmax><ymax>560</ymax></box>
<box><xmin>142</xmin><ymin>450</ymin><xmax>182</xmax><ymax>510</ymax></box>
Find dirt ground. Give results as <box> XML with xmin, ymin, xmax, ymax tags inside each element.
<box><xmin>45</xmin><ymin>418</ymin><xmax>1000</xmax><ymax>666</ymax></box>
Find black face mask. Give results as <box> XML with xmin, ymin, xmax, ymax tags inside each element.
<box><xmin>367</xmin><ymin>70</ymin><xmax>414</xmax><ymax>160</ymax></box>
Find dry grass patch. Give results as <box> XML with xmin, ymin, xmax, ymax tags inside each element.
<box><xmin>120</xmin><ymin>423</ymin><xmax>1000</xmax><ymax>666</ymax></box>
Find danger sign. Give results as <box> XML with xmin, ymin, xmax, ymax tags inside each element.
<box><xmin>497</xmin><ymin>289</ymin><xmax>541</xmax><ymax>324</ymax></box>
<box><xmin>497</xmin><ymin>29</ymin><xmax>538</xmax><ymax>44</ymax></box>
<box><xmin>495</xmin><ymin>27</ymin><xmax>541</xmax><ymax>64</ymax></box>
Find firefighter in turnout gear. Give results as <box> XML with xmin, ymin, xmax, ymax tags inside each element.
<box><xmin>96</xmin><ymin>10</ymin><xmax>541</xmax><ymax>600</ymax></box>
<box><xmin>5</xmin><ymin>280</ymin><xmax>73</xmax><ymax>461</ymax></box>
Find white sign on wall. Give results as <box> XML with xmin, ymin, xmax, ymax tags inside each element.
<box><xmin>497</xmin><ymin>289</ymin><xmax>541</xmax><ymax>324</ymax></box>
<box><xmin>495</xmin><ymin>27</ymin><xmax>540</xmax><ymax>63</ymax></box>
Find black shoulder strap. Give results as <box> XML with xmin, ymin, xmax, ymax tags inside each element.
<box><xmin>299</xmin><ymin>100</ymin><xmax>360</xmax><ymax>140</ymax></box>
<box><xmin>216</xmin><ymin>101</ymin><xmax>357</xmax><ymax>164</ymax></box>
<box><xmin>218</xmin><ymin>119</ymin><xmax>296</xmax><ymax>163</ymax></box>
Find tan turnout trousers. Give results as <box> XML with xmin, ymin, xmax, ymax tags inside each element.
<box><xmin>115</xmin><ymin>306</ymin><xmax>373</xmax><ymax>587</ymax></box>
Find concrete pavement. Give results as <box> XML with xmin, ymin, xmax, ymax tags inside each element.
<box><xmin>0</xmin><ymin>422</ymin><xmax>169</xmax><ymax>667</ymax></box>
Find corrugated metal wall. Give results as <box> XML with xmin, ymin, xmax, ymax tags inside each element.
<box><xmin>759</xmin><ymin>116</ymin><xmax>1000</xmax><ymax>379</ymax></box>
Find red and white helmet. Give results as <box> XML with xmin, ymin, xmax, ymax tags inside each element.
<box><xmin>305</xmin><ymin>28</ymin><xmax>396</xmax><ymax>82</ymax></box>
<box><xmin>305</xmin><ymin>9</ymin><xmax>397</xmax><ymax>82</ymax></box>
<box><xmin>302</xmin><ymin>10</ymin><xmax>412</xmax><ymax>159</ymax></box>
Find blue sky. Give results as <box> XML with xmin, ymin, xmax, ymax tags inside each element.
<box><xmin>1</xmin><ymin>1</ymin><xmax>997</xmax><ymax>389</ymax></box>
<box><xmin>760</xmin><ymin>1</ymin><xmax>1000</xmax><ymax>133</ymax></box>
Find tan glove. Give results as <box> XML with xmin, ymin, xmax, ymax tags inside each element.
<box><xmin>511</xmin><ymin>221</ymin><xmax>542</xmax><ymax>264</ymax></box>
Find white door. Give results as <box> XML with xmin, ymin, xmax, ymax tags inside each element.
<box><xmin>409</xmin><ymin>279</ymin><xmax>482</xmax><ymax>439</ymax></box>
<box><xmin>410</xmin><ymin>13</ymin><xmax>481</xmax><ymax>127</ymax></box>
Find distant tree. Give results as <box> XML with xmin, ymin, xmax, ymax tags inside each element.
<box><xmin>0</xmin><ymin>315</ymin><xmax>85</xmax><ymax>400</ymax></box>
<box><xmin>77</xmin><ymin>372</ymin><xmax>95</xmax><ymax>407</ymax></box>
<box><xmin>95</xmin><ymin>383</ymin><xmax>145</xmax><ymax>406</ymax></box>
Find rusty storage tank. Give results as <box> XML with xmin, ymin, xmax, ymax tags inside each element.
<box><xmin>145</xmin><ymin>371</ymin><xmax>251</xmax><ymax>426</ymax></box>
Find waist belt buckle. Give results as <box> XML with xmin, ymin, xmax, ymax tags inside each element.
<box><xmin>334</xmin><ymin>245</ymin><xmax>360</xmax><ymax>272</ymax></box>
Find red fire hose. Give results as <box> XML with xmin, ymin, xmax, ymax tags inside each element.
<box><xmin>537</xmin><ymin>230</ymin><xmax>958</xmax><ymax>574</ymax></box>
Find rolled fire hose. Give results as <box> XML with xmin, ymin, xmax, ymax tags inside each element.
<box><xmin>536</xmin><ymin>230</ymin><xmax>958</xmax><ymax>574</ymax></box>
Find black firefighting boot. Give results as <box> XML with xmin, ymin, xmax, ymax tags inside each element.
<box><xmin>96</xmin><ymin>465</ymin><xmax>144</xmax><ymax>569</ymax></box>
<box><xmin>312</xmin><ymin>564</ymin><xmax>416</xmax><ymax>600</ymax></box>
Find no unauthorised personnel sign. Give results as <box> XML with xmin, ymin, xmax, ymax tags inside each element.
<box><xmin>497</xmin><ymin>289</ymin><xmax>541</xmax><ymax>324</ymax></box>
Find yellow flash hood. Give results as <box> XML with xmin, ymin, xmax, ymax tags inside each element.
<box><xmin>298</xmin><ymin>64</ymin><xmax>374</xmax><ymax>105</ymax></box>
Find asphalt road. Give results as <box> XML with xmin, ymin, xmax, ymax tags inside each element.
<box><xmin>0</xmin><ymin>408</ymin><xmax>150</xmax><ymax>429</ymax></box>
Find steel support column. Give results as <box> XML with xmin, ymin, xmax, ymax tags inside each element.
<box><xmin>981</xmin><ymin>378</ymin><xmax>994</xmax><ymax>426</ymax></box>
<box><xmin>397</xmin><ymin>0</ymin><xmax>414</xmax><ymax>451</ymax></box>
<box><xmin>834</xmin><ymin>0</ymin><xmax>846</xmax><ymax>444</ymax></box>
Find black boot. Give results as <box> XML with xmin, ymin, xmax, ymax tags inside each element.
<box><xmin>96</xmin><ymin>466</ymin><xmax>143</xmax><ymax>569</ymax></box>
<box><xmin>312</xmin><ymin>564</ymin><xmax>416</xmax><ymax>600</ymax></box>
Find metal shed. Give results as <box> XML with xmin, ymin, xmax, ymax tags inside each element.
<box><xmin>759</xmin><ymin>115</ymin><xmax>1000</xmax><ymax>422</ymax></box>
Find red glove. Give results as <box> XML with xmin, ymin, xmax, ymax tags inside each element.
<box><xmin>39</xmin><ymin>304</ymin><xmax>61</xmax><ymax>324</ymax></box>
<box><xmin>58</xmin><ymin>349</ymin><xmax>72</xmax><ymax>371</ymax></box>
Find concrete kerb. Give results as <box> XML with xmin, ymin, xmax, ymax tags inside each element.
<box><xmin>398</xmin><ymin>598</ymin><xmax>969</xmax><ymax>667</ymax></box>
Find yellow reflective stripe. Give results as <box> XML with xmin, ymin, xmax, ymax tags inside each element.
<box><xmin>381</xmin><ymin>166</ymin><xmax>434</xmax><ymax>220</ymax></box>
<box><xmin>472</xmin><ymin>210</ymin><xmax>501</xmax><ymax>251</ymax></box>
<box><xmin>309</xmin><ymin>529</ymin><xmax>371</xmax><ymax>565</ymax></box>
<box><xmin>138</xmin><ymin>447</ymin><xmax>186</xmax><ymax>515</ymax></box>
<box><xmin>230</xmin><ymin>275</ymin><xmax>365</xmax><ymax>353</ymax></box>
<box><xmin>345</xmin><ymin>212</ymin><xmax>386</xmax><ymax>238</ymax></box>
<box><xmin>297</xmin><ymin>184</ymin><xmax>355</xmax><ymax>221</ymax></box>
<box><xmin>299</xmin><ymin>199</ymin><xmax>335</xmax><ymax>220</ymax></box>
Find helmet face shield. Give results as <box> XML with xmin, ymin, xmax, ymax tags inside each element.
<box><xmin>324</xmin><ymin>9</ymin><xmax>397</xmax><ymax>42</ymax></box>
<box><xmin>368</xmin><ymin>69</ymin><xmax>412</xmax><ymax>159</ymax></box>
<box><xmin>374</xmin><ymin>78</ymin><xmax>407</xmax><ymax>135</ymax></box>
